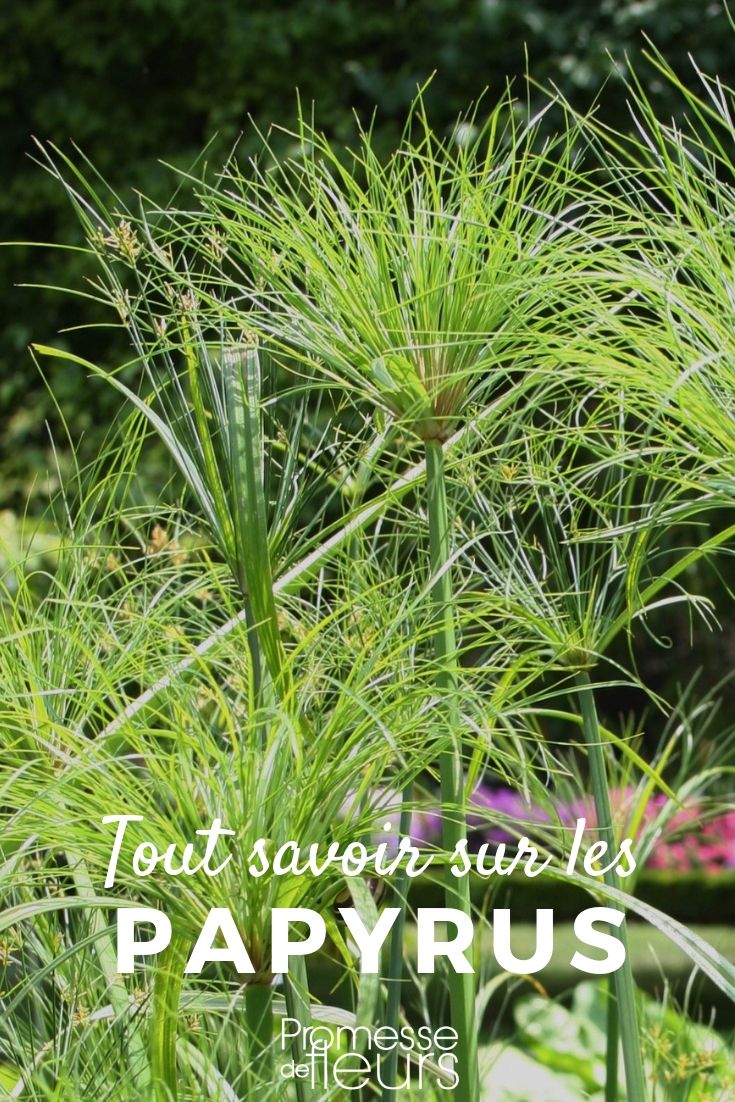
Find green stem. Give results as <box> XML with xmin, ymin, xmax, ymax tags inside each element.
<box><xmin>425</xmin><ymin>439</ymin><xmax>479</xmax><ymax>1102</ymax></box>
<box><xmin>243</xmin><ymin>596</ymin><xmax>263</xmax><ymax>704</ymax></box>
<box><xmin>381</xmin><ymin>780</ymin><xmax>413</xmax><ymax>1100</ymax></box>
<box><xmin>245</xmin><ymin>981</ymin><xmax>274</xmax><ymax>1096</ymax></box>
<box><xmin>605</xmin><ymin>977</ymin><xmax>620</xmax><ymax>1102</ymax></box>
<box><xmin>151</xmin><ymin>934</ymin><xmax>188</xmax><ymax>1102</ymax></box>
<box><xmin>284</xmin><ymin>957</ymin><xmax>318</xmax><ymax>1102</ymax></box>
<box><xmin>575</xmin><ymin>670</ymin><xmax>647</xmax><ymax>1102</ymax></box>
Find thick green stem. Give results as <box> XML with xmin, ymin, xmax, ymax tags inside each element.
<box><xmin>243</xmin><ymin>596</ymin><xmax>263</xmax><ymax>704</ymax></box>
<box><xmin>284</xmin><ymin>956</ymin><xmax>318</xmax><ymax>1102</ymax></box>
<box><xmin>425</xmin><ymin>439</ymin><xmax>479</xmax><ymax>1102</ymax></box>
<box><xmin>381</xmin><ymin>780</ymin><xmax>413</xmax><ymax>1100</ymax></box>
<box><xmin>575</xmin><ymin>670</ymin><xmax>647</xmax><ymax>1102</ymax></box>
<box><xmin>151</xmin><ymin>934</ymin><xmax>188</xmax><ymax>1102</ymax></box>
<box><xmin>605</xmin><ymin>978</ymin><xmax>620</xmax><ymax>1102</ymax></box>
<box><xmin>245</xmin><ymin>982</ymin><xmax>274</xmax><ymax>1096</ymax></box>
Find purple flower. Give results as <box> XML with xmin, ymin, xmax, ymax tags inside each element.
<box><xmin>468</xmin><ymin>784</ymin><xmax>551</xmax><ymax>846</ymax></box>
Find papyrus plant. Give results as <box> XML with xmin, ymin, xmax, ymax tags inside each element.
<box><xmin>25</xmin><ymin>87</ymin><xmax>599</xmax><ymax>1100</ymax></box>
<box><xmin>19</xmin><ymin>68</ymin><xmax>735</xmax><ymax>1102</ymax></box>
<box><xmin>1</xmin><ymin>473</ymin><xmax>493</xmax><ymax>1100</ymax></box>
<box><xmin>188</xmin><ymin>89</ymin><xmax>650</xmax><ymax>1102</ymax></box>
<box><xmin>24</xmin><ymin>124</ymin><xmax>548</xmax><ymax>1098</ymax></box>
<box><xmin>574</xmin><ymin>40</ymin><xmax>735</xmax><ymax>512</ymax></box>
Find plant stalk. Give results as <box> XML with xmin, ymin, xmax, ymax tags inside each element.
<box><xmin>605</xmin><ymin>977</ymin><xmax>620</xmax><ymax>1102</ymax></box>
<box><xmin>425</xmin><ymin>438</ymin><xmax>479</xmax><ymax>1102</ymax></box>
<box><xmin>575</xmin><ymin>670</ymin><xmax>646</xmax><ymax>1102</ymax></box>
<box><xmin>381</xmin><ymin>779</ymin><xmax>413</xmax><ymax>1100</ymax></box>
<box><xmin>284</xmin><ymin>956</ymin><xmax>318</xmax><ymax>1102</ymax></box>
<box><xmin>245</xmin><ymin>981</ymin><xmax>274</xmax><ymax>1096</ymax></box>
<box><xmin>151</xmin><ymin>934</ymin><xmax>188</xmax><ymax>1102</ymax></box>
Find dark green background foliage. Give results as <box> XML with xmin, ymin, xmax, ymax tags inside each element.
<box><xmin>1</xmin><ymin>0</ymin><xmax>732</xmax><ymax>505</ymax></box>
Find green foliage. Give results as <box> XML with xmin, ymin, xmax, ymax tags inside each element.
<box><xmin>8</xmin><ymin>30</ymin><xmax>735</xmax><ymax>1102</ymax></box>
<box><xmin>2</xmin><ymin>0</ymin><xmax>734</xmax><ymax>509</ymax></box>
